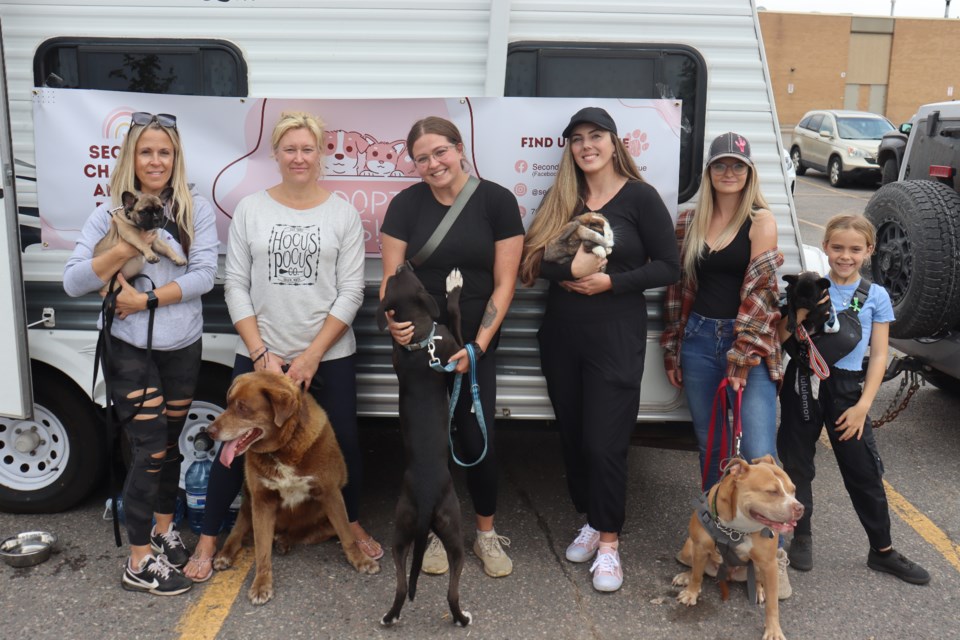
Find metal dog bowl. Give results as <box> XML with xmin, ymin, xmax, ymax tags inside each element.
<box><xmin>0</xmin><ymin>531</ymin><xmax>58</xmax><ymax>568</ymax></box>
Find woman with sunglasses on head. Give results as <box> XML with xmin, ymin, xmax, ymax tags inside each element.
<box><xmin>379</xmin><ymin>116</ymin><xmax>524</xmax><ymax>579</ymax></box>
<box><xmin>520</xmin><ymin>107</ymin><xmax>680</xmax><ymax>592</ymax></box>
<box><xmin>183</xmin><ymin>111</ymin><xmax>379</xmax><ymax>582</ymax></box>
<box><xmin>660</xmin><ymin>133</ymin><xmax>791</xmax><ymax>596</ymax></box>
<box><xmin>64</xmin><ymin>112</ymin><xmax>218</xmax><ymax>595</ymax></box>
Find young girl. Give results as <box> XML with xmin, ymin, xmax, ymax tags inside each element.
<box><xmin>777</xmin><ymin>214</ymin><xmax>929</xmax><ymax>585</ymax></box>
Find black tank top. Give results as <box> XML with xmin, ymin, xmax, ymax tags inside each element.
<box><xmin>692</xmin><ymin>219</ymin><xmax>752</xmax><ymax>319</ymax></box>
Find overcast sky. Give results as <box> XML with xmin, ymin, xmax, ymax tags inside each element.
<box><xmin>757</xmin><ymin>0</ymin><xmax>955</xmax><ymax>18</ymax></box>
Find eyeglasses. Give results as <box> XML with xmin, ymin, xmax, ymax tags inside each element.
<box><xmin>709</xmin><ymin>160</ymin><xmax>749</xmax><ymax>176</ymax></box>
<box><xmin>131</xmin><ymin>112</ymin><xmax>178</xmax><ymax>129</ymax></box>
<box><xmin>413</xmin><ymin>144</ymin><xmax>458</xmax><ymax>167</ymax></box>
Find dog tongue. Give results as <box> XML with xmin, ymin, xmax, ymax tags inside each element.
<box><xmin>219</xmin><ymin>438</ymin><xmax>239</xmax><ymax>469</ymax></box>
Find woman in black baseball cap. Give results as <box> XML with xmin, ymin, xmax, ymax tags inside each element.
<box><xmin>520</xmin><ymin>107</ymin><xmax>680</xmax><ymax>593</ymax></box>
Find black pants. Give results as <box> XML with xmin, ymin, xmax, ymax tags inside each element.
<box><xmin>201</xmin><ymin>353</ymin><xmax>363</xmax><ymax>536</ymax></box>
<box><xmin>538</xmin><ymin>314</ymin><xmax>646</xmax><ymax>534</ymax></box>
<box><xmin>778</xmin><ymin>361</ymin><xmax>891</xmax><ymax>550</ymax></box>
<box><xmin>105</xmin><ymin>336</ymin><xmax>202</xmax><ymax>546</ymax></box>
<box><xmin>447</xmin><ymin>349</ymin><xmax>499</xmax><ymax>518</ymax></box>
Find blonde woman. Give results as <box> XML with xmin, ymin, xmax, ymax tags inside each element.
<box><xmin>521</xmin><ymin>107</ymin><xmax>680</xmax><ymax>592</ymax></box>
<box><xmin>660</xmin><ymin>132</ymin><xmax>792</xmax><ymax>596</ymax></box>
<box><xmin>64</xmin><ymin>112</ymin><xmax>218</xmax><ymax>594</ymax></box>
<box><xmin>184</xmin><ymin>111</ymin><xmax>380</xmax><ymax>581</ymax></box>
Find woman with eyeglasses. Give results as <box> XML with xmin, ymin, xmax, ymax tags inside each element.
<box><xmin>660</xmin><ymin>133</ymin><xmax>791</xmax><ymax>595</ymax></box>
<box><xmin>519</xmin><ymin>107</ymin><xmax>680</xmax><ymax>592</ymax></box>
<box><xmin>379</xmin><ymin>116</ymin><xmax>524</xmax><ymax>578</ymax></box>
<box><xmin>64</xmin><ymin>112</ymin><xmax>218</xmax><ymax>595</ymax></box>
<box><xmin>183</xmin><ymin>111</ymin><xmax>380</xmax><ymax>582</ymax></box>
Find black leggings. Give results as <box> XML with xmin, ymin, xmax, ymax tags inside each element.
<box><xmin>105</xmin><ymin>336</ymin><xmax>201</xmax><ymax>547</ymax></box>
<box><xmin>201</xmin><ymin>353</ymin><xmax>363</xmax><ymax>536</ymax></box>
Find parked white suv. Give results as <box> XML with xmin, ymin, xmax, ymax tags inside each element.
<box><xmin>790</xmin><ymin>109</ymin><xmax>894</xmax><ymax>187</ymax></box>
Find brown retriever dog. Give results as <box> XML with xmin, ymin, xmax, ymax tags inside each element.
<box><xmin>207</xmin><ymin>371</ymin><xmax>379</xmax><ymax>605</ymax></box>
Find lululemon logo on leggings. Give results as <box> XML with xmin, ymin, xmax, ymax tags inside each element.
<box><xmin>268</xmin><ymin>224</ymin><xmax>320</xmax><ymax>285</ymax></box>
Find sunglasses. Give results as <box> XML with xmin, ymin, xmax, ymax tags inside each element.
<box><xmin>131</xmin><ymin>112</ymin><xmax>178</xmax><ymax>129</ymax></box>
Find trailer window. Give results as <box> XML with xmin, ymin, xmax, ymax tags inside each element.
<box><xmin>505</xmin><ymin>43</ymin><xmax>706</xmax><ymax>203</ymax></box>
<box><xmin>35</xmin><ymin>39</ymin><xmax>247</xmax><ymax>97</ymax></box>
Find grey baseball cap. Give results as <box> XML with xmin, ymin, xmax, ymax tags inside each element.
<box><xmin>707</xmin><ymin>132</ymin><xmax>753</xmax><ymax>166</ymax></box>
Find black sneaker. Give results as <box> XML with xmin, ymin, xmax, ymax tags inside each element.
<box><xmin>122</xmin><ymin>554</ymin><xmax>193</xmax><ymax>596</ymax></box>
<box><xmin>867</xmin><ymin>549</ymin><xmax>930</xmax><ymax>585</ymax></box>
<box><xmin>150</xmin><ymin>523</ymin><xmax>189</xmax><ymax>568</ymax></box>
<box><xmin>788</xmin><ymin>534</ymin><xmax>813</xmax><ymax>571</ymax></box>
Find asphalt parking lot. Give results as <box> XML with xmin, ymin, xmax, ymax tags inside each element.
<box><xmin>2</xmin><ymin>174</ymin><xmax>958</xmax><ymax>640</ymax></box>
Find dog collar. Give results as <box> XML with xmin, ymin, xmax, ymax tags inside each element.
<box><xmin>400</xmin><ymin>322</ymin><xmax>437</xmax><ymax>352</ymax></box>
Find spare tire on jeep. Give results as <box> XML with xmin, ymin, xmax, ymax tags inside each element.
<box><xmin>864</xmin><ymin>180</ymin><xmax>960</xmax><ymax>339</ymax></box>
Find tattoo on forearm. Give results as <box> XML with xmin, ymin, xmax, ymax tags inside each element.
<box><xmin>481</xmin><ymin>299</ymin><xmax>498</xmax><ymax>329</ymax></box>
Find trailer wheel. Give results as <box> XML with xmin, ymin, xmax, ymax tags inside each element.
<box><xmin>865</xmin><ymin>180</ymin><xmax>960</xmax><ymax>338</ymax></box>
<box><xmin>0</xmin><ymin>365</ymin><xmax>105</xmax><ymax>513</ymax></box>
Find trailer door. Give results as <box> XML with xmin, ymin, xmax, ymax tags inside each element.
<box><xmin>0</xmin><ymin>18</ymin><xmax>32</xmax><ymax>419</ymax></box>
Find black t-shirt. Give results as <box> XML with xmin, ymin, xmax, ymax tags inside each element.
<box><xmin>539</xmin><ymin>180</ymin><xmax>681</xmax><ymax>321</ymax></box>
<box><xmin>381</xmin><ymin>179</ymin><xmax>524</xmax><ymax>339</ymax></box>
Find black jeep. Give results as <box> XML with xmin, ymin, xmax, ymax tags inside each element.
<box><xmin>864</xmin><ymin>101</ymin><xmax>960</xmax><ymax>394</ymax></box>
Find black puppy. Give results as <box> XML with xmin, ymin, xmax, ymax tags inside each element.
<box><xmin>782</xmin><ymin>271</ymin><xmax>831</xmax><ymax>334</ymax></box>
<box><xmin>377</xmin><ymin>264</ymin><xmax>472</xmax><ymax>628</ymax></box>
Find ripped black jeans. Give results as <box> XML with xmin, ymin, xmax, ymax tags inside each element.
<box><xmin>105</xmin><ymin>335</ymin><xmax>201</xmax><ymax>546</ymax></box>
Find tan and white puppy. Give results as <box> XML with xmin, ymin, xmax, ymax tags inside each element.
<box><xmin>93</xmin><ymin>188</ymin><xmax>186</xmax><ymax>292</ymax></box>
<box><xmin>673</xmin><ymin>455</ymin><xmax>804</xmax><ymax>640</ymax></box>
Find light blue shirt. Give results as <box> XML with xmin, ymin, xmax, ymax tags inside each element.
<box><xmin>831</xmin><ymin>278</ymin><xmax>894</xmax><ymax>372</ymax></box>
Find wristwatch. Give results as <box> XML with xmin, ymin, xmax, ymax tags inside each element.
<box><xmin>145</xmin><ymin>290</ymin><xmax>159</xmax><ymax>310</ymax></box>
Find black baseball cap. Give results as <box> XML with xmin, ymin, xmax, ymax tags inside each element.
<box><xmin>562</xmin><ymin>107</ymin><xmax>618</xmax><ymax>139</ymax></box>
<box><xmin>707</xmin><ymin>132</ymin><xmax>753</xmax><ymax>167</ymax></box>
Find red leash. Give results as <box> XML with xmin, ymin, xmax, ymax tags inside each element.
<box><xmin>702</xmin><ymin>379</ymin><xmax>743</xmax><ymax>491</ymax></box>
<box><xmin>795</xmin><ymin>323</ymin><xmax>831</xmax><ymax>380</ymax></box>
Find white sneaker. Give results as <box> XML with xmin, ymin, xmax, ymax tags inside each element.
<box><xmin>590</xmin><ymin>546</ymin><xmax>623</xmax><ymax>592</ymax></box>
<box><xmin>422</xmin><ymin>532</ymin><xmax>449</xmax><ymax>575</ymax></box>
<box><xmin>566</xmin><ymin>524</ymin><xmax>600</xmax><ymax>563</ymax></box>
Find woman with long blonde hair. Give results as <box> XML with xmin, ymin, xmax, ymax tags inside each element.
<box><xmin>661</xmin><ymin>132</ymin><xmax>791</xmax><ymax>596</ymax></box>
<box><xmin>520</xmin><ymin>107</ymin><xmax>679</xmax><ymax>592</ymax></box>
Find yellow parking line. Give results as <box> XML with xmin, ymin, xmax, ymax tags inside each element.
<box><xmin>798</xmin><ymin>176</ymin><xmax>872</xmax><ymax>200</ymax></box>
<box><xmin>817</xmin><ymin>432</ymin><xmax>960</xmax><ymax>573</ymax></box>
<box><xmin>175</xmin><ymin>547</ymin><xmax>254</xmax><ymax>640</ymax></box>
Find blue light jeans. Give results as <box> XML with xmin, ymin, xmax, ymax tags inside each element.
<box><xmin>680</xmin><ymin>312</ymin><xmax>779</xmax><ymax>489</ymax></box>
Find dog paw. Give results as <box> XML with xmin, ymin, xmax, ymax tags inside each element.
<box><xmin>212</xmin><ymin>556</ymin><xmax>233</xmax><ymax>571</ymax></box>
<box><xmin>756</xmin><ymin>583</ymin><xmax>767</xmax><ymax>604</ymax></box>
<box><xmin>248</xmin><ymin>581</ymin><xmax>274</xmax><ymax>605</ymax></box>
<box><xmin>762</xmin><ymin>624</ymin><xmax>787</xmax><ymax>640</ymax></box>
<box><xmin>455</xmin><ymin>611</ymin><xmax>472</xmax><ymax>627</ymax></box>
<box><xmin>273</xmin><ymin>536</ymin><xmax>291</xmax><ymax>556</ymax></box>
<box><xmin>357</xmin><ymin>558</ymin><xmax>381</xmax><ymax>575</ymax></box>
<box><xmin>380</xmin><ymin>613</ymin><xmax>400</xmax><ymax>626</ymax></box>
<box><xmin>172</xmin><ymin>255</ymin><xmax>187</xmax><ymax>266</ymax></box>
<box><xmin>446</xmin><ymin>268</ymin><xmax>462</xmax><ymax>294</ymax></box>
<box><xmin>676</xmin><ymin>589</ymin><xmax>700</xmax><ymax>606</ymax></box>
<box><xmin>672</xmin><ymin>571</ymin><xmax>692</xmax><ymax>587</ymax></box>
<box><xmin>145</xmin><ymin>254</ymin><xmax>160</xmax><ymax>264</ymax></box>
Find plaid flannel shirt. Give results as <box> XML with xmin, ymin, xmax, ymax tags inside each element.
<box><xmin>660</xmin><ymin>208</ymin><xmax>784</xmax><ymax>382</ymax></box>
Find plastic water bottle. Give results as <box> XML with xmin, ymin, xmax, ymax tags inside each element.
<box><xmin>221</xmin><ymin>491</ymin><xmax>242</xmax><ymax>533</ymax></box>
<box><xmin>184</xmin><ymin>455</ymin><xmax>213</xmax><ymax>534</ymax></box>
<box><xmin>103</xmin><ymin>496</ymin><xmax>126</xmax><ymax>524</ymax></box>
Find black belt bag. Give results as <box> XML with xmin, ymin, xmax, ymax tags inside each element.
<box><xmin>812</xmin><ymin>280</ymin><xmax>871</xmax><ymax>366</ymax></box>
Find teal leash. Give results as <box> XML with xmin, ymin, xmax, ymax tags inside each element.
<box><xmin>446</xmin><ymin>343</ymin><xmax>488</xmax><ymax>468</ymax></box>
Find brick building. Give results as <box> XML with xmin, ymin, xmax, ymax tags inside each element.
<box><xmin>759</xmin><ymin>11</ymin><xmax>960</xmax><ymax>127</ymax></box>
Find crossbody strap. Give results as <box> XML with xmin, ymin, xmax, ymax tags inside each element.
<box><xmin>408</xmin><ymin>175</ymin><xmax>480</xmax><ymax>268</ymax></box>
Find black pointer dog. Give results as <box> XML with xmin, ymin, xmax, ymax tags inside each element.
<box><xmin>377</xmin><ymin>264</ymin><xmax>472</xmax><ymax>627</ymax></box>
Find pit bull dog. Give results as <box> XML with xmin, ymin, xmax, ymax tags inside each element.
<box><xmin>673</xmin><ymin>455</ymin><xmax>804</xmax><ymax>640</ymax></box>
<box><xmin>207</xmin><ymin>371</ymin><xmax>379</xmax><ymax>605</ymax></box>
<box><xmin>377</xmin><ymin>264</ymin><xmax>472</xmax><ymax>627</ymax></box>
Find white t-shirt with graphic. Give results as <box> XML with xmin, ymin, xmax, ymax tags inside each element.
<box><xmin>224</xmin><ymin>189</ymin><xmax>365</xmax><ymax>362</ymax></box>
